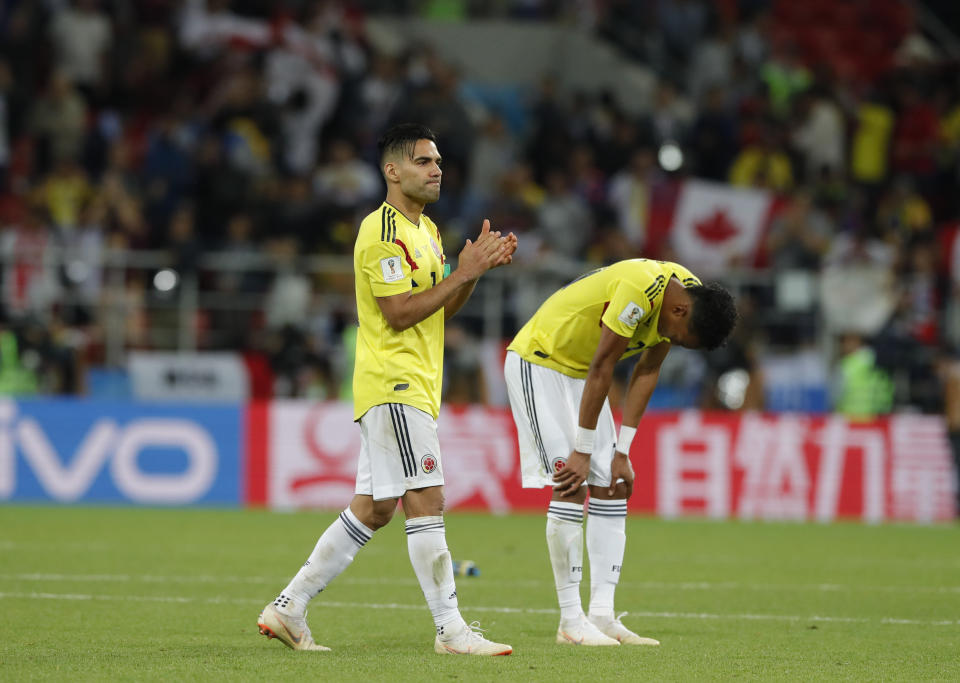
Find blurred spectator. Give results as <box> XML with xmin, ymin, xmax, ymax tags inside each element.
<box><xmin>876</xmin><ymin>176</ymin><xmax>933</xmax><ymax>248</ymax></box>
<box><xmin>264</xmin><ymin>237</ymin><xmax>311</xmax><ymax>330</ymax></box>
<box><xmin>850</xmin><ymin>92</ymin><xmax>896</xmax><ymax>186</ymax></box>
<box><xmin>765</xmin><ymin>189</ymin><xmax>833</xmax><ymax>271</ymax></box>
<box><xmin>0</xmin><ymin>325</ymin><xmax>38</xmax><ymax>395</ymax></box>
<box><xmin>0</xmin><ymin>203</ymin><xmax>59</xmax><ymax>321</ymax></box>
<box><xmin>791</xmin><ymin>86</ymin><xmax>846</xmax><ymax>181</ymax></box>
<box><xmin>34</xmin><ymin>159</ymin><xmax>92</xmax><ymax>233</ymax></box>
<box><xmin>468</xmin><ymin>115</ymin><xmax>518</xmax><ymax>206</ymax></box>
<box><xmin>313</xmin><ymin>138</ymin><xmax>381</xmax><ymax>210</ymax></box>
<box><xmin>358</xmin><ymin>53</ymin><xmax>404</xmax><ymax>138</ymax></box>
<box><xmin>760</xmin><ymin>42</ymin><xmax>812</xmax><ymax>119</ymax></box>
<box><xmin>567</xmin><ymin>143</ymin><xmax>606</xmax><ymax>212</ymax></box>
<box><xmin>607</xmin><ymin>147</ymin><xmax>658</xmax><ymax>252</ymax></box>
<box><xmin>143</xmin><ymin>110</ymin><xmax>196</xmax><ymax>230</ymax></box>
<box><xmin>729</xmin><ymin>123</ymin><xmax>794</xmax><ymax>191</ymax></box>
<box><xmin>191</xmin><ymin>133</ymin><xmax>251</xmax><ymax>243</ymax></box>
<box><xmin>536</xmin><ymin>169</ymin><xmax>591</xmax><ymax>260</ymax></box>
<box><xmin>688</xmin><ymin>85</ymin><xmax>738</xmax><ymax>181</ymax></box>
<box><xmin>265</xmin><ymin>47</ymin><xmax>339</xmax><ymax>176</ymax></box>
<box><xmin>650</xmin><ymin>80</ymin><xmax>694</xmax><ymax>147</ymax></box>
<box><xmin>49</xmin><ymin>0</ymin><xmax>113</xmax><ymax>97</ymax></box>
<box><xmin>896</xmin><ymin>237</ymin><xmax>940</xmax><ymax>347</ymax></box>
<box><xmin>688</xmin><ymin>20</ymin><xmax>735</xmax><ymax>102</ymax></box>
<box><xmin>167</xmin><ymin>203</ymin><xmax>201</xmax><ymax>276</ymax></box>
<box><xmin>443</xmin><ymin>323</ymin><xmax>487</xmax><ymax>404</ymax></box>
<box><xmin>832</xmin><ymin>332</ymin><xmax>894</xmax><ymax>420</ymax></box>
<box><xmin>820</xmin><ymin>226</ymin><xmax>897</xmax><ymax>337</ymax></box>
<box><xmin>29</xmin><ymin>71</ymin><xmax>88</xmax><ymax>171</ymax></box>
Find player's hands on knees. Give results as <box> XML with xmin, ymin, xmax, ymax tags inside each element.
<box><xmin>553</xmin><ymin>450</ymin><xmax>590</xmax><ymax>497</ymax></box>
<box><xmin>608</xmin><ymin>451</ymin><xmax>635</xmax><ymax>498</ymax></box>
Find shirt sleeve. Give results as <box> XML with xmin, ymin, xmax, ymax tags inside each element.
<box><xmin>360</xmin><ymin>241</ymin><xmax>414</xmax><ymax>298</ymax></box>
<box><xmin>601</xmin><ymin>280</ymin><xmax>649</xmax><ymax>339</ymax></box>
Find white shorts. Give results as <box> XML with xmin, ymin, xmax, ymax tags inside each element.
<box><xmin>504</xmin><ymin>351</ymin><xmax>617</xmax><ymax>489</ymax></box>
<box><xmin>355</xmin><ymin>403</ymin><xmax>445</xmax><ymax>501</ymax></box>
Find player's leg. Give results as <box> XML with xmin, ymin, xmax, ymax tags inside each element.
<box><xmin>504</xmin><ymin>352</ymin><xmax>617</xmax><ymax>646</ymax></box>
<box><xmin>396</xmin><ymin>405</ymin><xmax>511</xmax><ymax>655</ymax></box>
<box><xmin>583</xmin><ymin>401</ymin><xmax>659</xmax><ymax>646</ymax></box>
<box><xmin>258</xmin><ymin>406</ymin><xmax>401</xmax><ymax>651</ymax></box>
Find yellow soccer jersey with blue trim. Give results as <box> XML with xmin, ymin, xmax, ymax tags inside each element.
<box><xmin>353</xmin><ymin>202</ymin><xmax>447</xmax><ymax>420</ymax></box>
<box><xmin>508</xmin><ymin>259</ymin><xmax>701</xmax><ymax>378</ymax></box>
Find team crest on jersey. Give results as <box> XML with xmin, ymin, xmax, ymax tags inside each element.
<box><xmin>421</xmin><ymin>453</ymin><xmax>438</xmax><ymax>474</ymax></box>
<box><xmin>618</xmin><ymin>301</ymin><xmax>644</xmax><ymax>327</ymax></box>
<box><xmin>429</xmin><ymin>237</ymin><xmax>442</xmax><ymax>259</ymax></box>
<box><xmin>551</xmin><ymin>457</ymin><xmax>567</xmax><ymax>473</ymax></box>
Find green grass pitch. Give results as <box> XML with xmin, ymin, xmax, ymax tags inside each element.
<box><xmin>1</xmin><ymin>506</ymin><xmax>958</xmax><ymax>681</ymax></box>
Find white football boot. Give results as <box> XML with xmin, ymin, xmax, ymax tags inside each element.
<box><xmin>434</xmin><ymin>621</ymin><xmax>513</xmax><ymax>656</ymax></box>
<box><xmin>556</xmin><ymin>612</ymin><xmax>620</xmax><ymax>646</ymax></box>
<box><xmin>589</xmin><ymin>613</ymin><xmax>660</xmax><ymax>646</ymax></box>
<box><xmin>257</xmin><ymin>603</ymin><xmax>331</xmax><ymax>651</ymax></box>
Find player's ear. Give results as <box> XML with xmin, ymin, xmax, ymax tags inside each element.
<box><xmin>383</xmin><ymin>160</ymin><xmax>399</xmax><ymax>183</ymax></box>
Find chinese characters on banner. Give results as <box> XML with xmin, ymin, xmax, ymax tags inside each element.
<box><xmin>251</xmin><ymin>404</ymin><xmax>957</xmax><ymax>523</ymax></box>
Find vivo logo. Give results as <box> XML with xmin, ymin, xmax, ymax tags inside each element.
<box><xmin>0</xmin><ymin>401</ymin><xmax>218</xmax><ymax>503</ymax></box>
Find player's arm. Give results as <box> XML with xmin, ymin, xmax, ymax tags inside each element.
<box><xmin>377</xmin><ymin>220</ymin><xmax>513</xmax><ymax>331</ymax></box>
<box><xmin>589</xmin><ymin>342</ymin><xmax>670</xmax><ymax>498</ymax></box>
<box><xmin>553</xmin><ymin>324</ymin><xmax>630</xmax><ymax>496</ymax></box>
<box><xmin>444</xmin><ymin>231</ymin><xmax>517</xmax><ymax>320</ymax></box>
<box><xmin>620</xmin><ymin>341</ymin><xmax>670</xmax><ymax>432</ymax></box>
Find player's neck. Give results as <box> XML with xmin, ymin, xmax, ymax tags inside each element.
<box><xmin>384</xmin><ymin>192</ymin><xmax>424</xmax><ymax>226</ymax></box>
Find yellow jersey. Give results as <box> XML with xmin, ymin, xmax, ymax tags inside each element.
<box><xmin>353</xmin><ymin>202</ymin><xmax>447</xmax><ymax>420</ymax></box>
<box><xmin>508</xmin><ymin>259</ymin><xmax>701</xmax><ymax>378</ymax></box>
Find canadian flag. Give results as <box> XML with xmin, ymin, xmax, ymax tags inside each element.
<box><xmin>668</xmin><ymin>180</ymin><xmax>776</xmax><ymax>276</ymax></box>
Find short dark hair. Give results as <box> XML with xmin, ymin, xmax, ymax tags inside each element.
<box><xmin>687</xmin><ymin>282</ymin><xmax>738</xmax><ymax>350</ymax></box>
<box><xmin>377</xmin><ymin>123</ymin><xmax>438</xmax><ymax>164</ymax></box>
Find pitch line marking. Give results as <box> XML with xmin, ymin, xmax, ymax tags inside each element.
<box><xmin>0</xmin><ymin>591</ymin><xmax>957</xmax><ymax>627</ymax></box>
<box><xmin>2</xmin><ymin>573</ymin><xmax>959</xmax><ymax>595</ymax></box>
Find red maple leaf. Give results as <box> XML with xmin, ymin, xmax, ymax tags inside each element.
<box><xmin>694</xmin><ymin>209</ymin><xmax>739</xmax><ymax>243</ymax></box>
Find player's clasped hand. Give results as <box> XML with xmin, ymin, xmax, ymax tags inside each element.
<box><xmin>552</xmin><ymin>450</ymin><xmax>590</xmax><ymax>497</ymax></box>
<box><xmin>458</xmin><ymin>219</ymin><xmax>517</xmax><ymax>279</ymax></box>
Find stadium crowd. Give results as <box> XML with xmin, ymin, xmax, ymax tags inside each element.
<box><xmin>0</xmin><ymin>0</ymin><xmax>959</xmax><ymax>420</ymax></box>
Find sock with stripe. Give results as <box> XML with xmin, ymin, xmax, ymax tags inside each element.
<box><xmin>274</xmin><ymin>507</ymin><xmax>374</xmax><ymax>618</ymax></box>
<box><xmin>546</xmin><ymin>501</ymin><xmax>585</xmax><ymax>620</ymax></box>
<box><xmin>406</xmin><ymin>516</ymin><xmax>466</xmax><ymax>637</ymax></box>
<box><xmin>586</xmin><ymin>498</ymin><xmax>627</xmax><ymax>618</ymax></box>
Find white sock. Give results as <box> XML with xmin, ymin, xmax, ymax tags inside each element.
<box><xmin>546</xmin><ymin>501</ymin><xmax>585</xmax><ymax>621</ymax></box>
<box><xmin>406</xmin><ymin>516</ymin><xmax>466</xmax><ymax>637</ymax></box>
<box><xmin>274</xmin><ymin>508</ymin><xmax>373</xmax><ymax>618</ymax></box>
<box><xmin>586</xmin><ymin>498</ymin><xmax>627</xmax><ymax>618</ymax></box>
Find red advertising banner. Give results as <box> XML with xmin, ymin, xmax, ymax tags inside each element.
<box><xmin>247</xmin><ymin>403</ymin><xmax>957</xmax><ymax>523</ymax></box>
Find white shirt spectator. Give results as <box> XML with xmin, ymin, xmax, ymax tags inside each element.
<box><xmin>793</xmin><ymin>97</ymin><xmax>846</xmax><ymax>177</ymax></box>
<box><xmin>49</xmin><ymin>2</ymin><xmax>112</xmax><ymax>87</ymax></box>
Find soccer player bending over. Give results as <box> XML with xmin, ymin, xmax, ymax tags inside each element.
<box><xmin>504</xmin><ymin>259</ymin><xmax>736</xmax><ymax>646</ymax></box>
<box><xmin>259</xmin><ymin>124</ymin><xmax>517</xmax><ymax>655</ymax></box>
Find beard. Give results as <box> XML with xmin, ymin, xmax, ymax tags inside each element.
<box><xmin>404</xmin><ymin>178</ymin><xmax>441</xmax><ymax>204</ymax></box>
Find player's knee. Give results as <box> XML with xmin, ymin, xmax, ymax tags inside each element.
<box><xmin>367</xmin><ymin>504</ymin><xmax>397</xmax><ymax>530</ymax></box>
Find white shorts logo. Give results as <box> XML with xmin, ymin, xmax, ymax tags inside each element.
<box><xmin>618</xmin><ymin>301</ymin><xmax>644</xmax><ymax>327</ymax></box>
<box><xmin>380</xmin><ymin>256</ymin><xmax>404</xmax><ymax>283</ymax></box>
